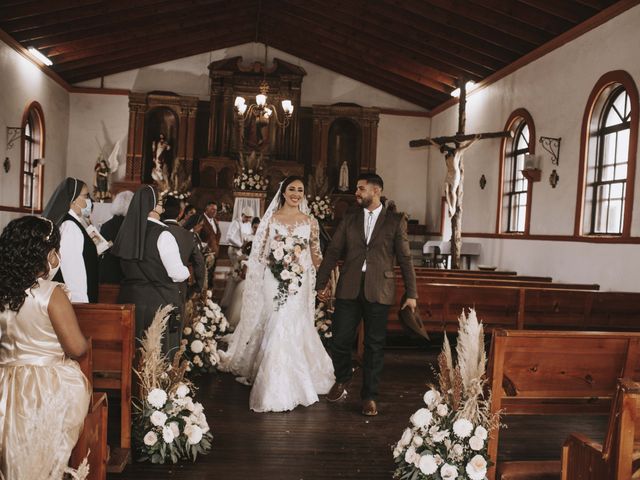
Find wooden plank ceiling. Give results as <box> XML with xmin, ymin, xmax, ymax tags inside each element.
<box><xmin>0</xmin><ymin>0</ymin><xmax>622</xmax><ymax>110</ymax></box>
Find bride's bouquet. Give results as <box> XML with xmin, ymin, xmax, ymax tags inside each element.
<box><xmin>392</xmin><ymin>309</ymin><xmax>499</xmax><ymax>480</ymax></box>
<box><xmin>134</xmin><ymin>306</ymin><xmax>213</xmax><ymax>464</ymax></box>
<box><xmin>182</xmin><ymin>291</ymin><xmax>229</xmax><ymax>374</ymax></box>
<box><xmin>268</xmin><ymin>233</ymin><xmax>309</xmax><ymax>309</ymax></box>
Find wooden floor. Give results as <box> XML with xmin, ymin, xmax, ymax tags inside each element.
<box><xmin>110</xmin><ymin>347</ymin><xmax>607</xmax><ymax>480</ymax></box>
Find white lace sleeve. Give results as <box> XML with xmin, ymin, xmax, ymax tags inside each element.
<box><xmin>310</xmin><ymin>217</ymin><xmax>323</xmax><ymax>269</ymax></box>
<box><xmin>257</xmin><ymin>220</ymin><xmax>271</xmax><ymax>266</ymax></box>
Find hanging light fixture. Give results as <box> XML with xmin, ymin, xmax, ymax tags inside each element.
<box><xmin>234</xmin><ymin>44</ymin><xmax>294</xmax><ymax>128</ymax></box>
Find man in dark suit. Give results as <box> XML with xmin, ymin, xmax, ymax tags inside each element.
<box><xmin>161</xmin><ymin>196</ymin><xmax>206</xmax><ymax>301</ymax></box>
<box><xmin>199</xmin><ymin>200</ymin><xmax>221</xmax><ymax>287</ymax></box>
<box><xmin>316</xmin><ymin>173</ymin><xmax>417</xmax><ymax>416</ymax></box>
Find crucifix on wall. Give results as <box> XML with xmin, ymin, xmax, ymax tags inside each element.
<box><xmin>410</xmin><ymin>81</ymin><xmax>513</xmax><ymax>269</ymax></box>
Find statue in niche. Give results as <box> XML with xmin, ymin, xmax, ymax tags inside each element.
<box><xmin>151</xmin><ymin>133</ymin><xmax>172</xmax><ymax>183</ymax></box>
<box><xmin>93</xmin><ymin>158</ymin><xmax>111</xmax><ymax>201</ymax></box>
<box><xmin>338</xmin><ymin>160</ymin><xmax>349</xmax><ymax>192</ymax></box>
<box><xmin>244</xmin><ymin>111</ymin><xmax>270</xmax><ymax>153</ymax></box>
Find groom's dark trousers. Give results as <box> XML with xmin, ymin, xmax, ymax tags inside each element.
<box><xmin>316</xmin><ymin>206</ymin><xmax>417</xmax><ymax>401</ymax></box>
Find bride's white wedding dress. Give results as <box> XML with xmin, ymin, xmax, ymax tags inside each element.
<box><xmin>218</xmin><ymin>216</ymin><xmax>334</xmax><ymax>412</ymax></box>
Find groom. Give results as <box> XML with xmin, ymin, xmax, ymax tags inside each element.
<box><xmin>316</xmin><ymin>173</ymin><xmax>417</xmax><ymax>416</ymax></box>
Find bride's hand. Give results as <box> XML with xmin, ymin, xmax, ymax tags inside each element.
<box><xmin>316</xmin><ymin>285</ymin><xmax>331</xmax><ymax>302</ymax></box>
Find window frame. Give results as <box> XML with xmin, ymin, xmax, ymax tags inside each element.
<box><xmin>19</xmin><ymin>102</ymin><xmax>45</xmax><ymax>211</ymax></box>
<box><xmin>496</xmin><ymin>108</ymin><xmax>536</xmax><ymax>235</ymax></box>
<box><xmin>575</xmin><ymin>71</ymin><xmax>638</xmax><ymax>238</ymax></box>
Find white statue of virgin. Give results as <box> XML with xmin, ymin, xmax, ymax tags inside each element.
<box><xmin>338</xmin><ymin>160</ymin><xmax>349</xmax><ymax>192</ymax></box>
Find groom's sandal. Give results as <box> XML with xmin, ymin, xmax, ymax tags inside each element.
<box><xmin>327</xmin><ymin>381</ymin><xmax>349</xmax><ymax>402</ymax></box>
<box><xmin>362</xmin><ymin>399</ymin><xmax>378</xmax><ymax>416</ymax></box>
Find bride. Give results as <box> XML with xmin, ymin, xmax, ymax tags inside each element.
<box><xmin>218</xmin><ymin>176</ymin><xmax>334</xmax><ymax>412</ymax></box>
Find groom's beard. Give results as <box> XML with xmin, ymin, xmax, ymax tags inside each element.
<box><xmin>356</xmin><ymin>195</ymin><xmax>372</xmax><ymax>208</ymax></box>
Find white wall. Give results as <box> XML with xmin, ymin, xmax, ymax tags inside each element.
<box><xmin>0</xmin><ymin>39</ymin><xmax>70</xmax><ymax>229</ymax></box>
<box><xmin>428</xmin><ymin>5</ymin><xmax>640</xmax><ymax>291</ymax></box>
<box><xmin>70</xmin><ymin>43</ymin><xmax>430</xmax><ymax>217</ymax></box>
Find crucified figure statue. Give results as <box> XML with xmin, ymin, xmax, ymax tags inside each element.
<box><xmin>410</xmin><ymin>81</ymin><xmax>512</xmax><ymax>269</ymax></box>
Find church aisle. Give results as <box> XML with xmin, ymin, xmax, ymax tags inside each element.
<box><xmin>110</xmin><ymin>347</ymin><xmax>607</xmax><ymax>479</ymax></box>
<box><xmin>111</xmin><ymin>349</ymin><xmax>432</xmax><ymax>479</ymax></box>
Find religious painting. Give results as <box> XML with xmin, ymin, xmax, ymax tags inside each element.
<box><xmin>143</xmin><ymin>107</ymin><xmax>178</xmax><ymax>184</ymax></box>
<box><xmin>242</xmin><ymin>111</ymin><xmax>271</xmax><ymax>154</ymax></box>
<box><xmin>328</xmin><ymin>118</ymin><xmax>360</xmax><ymax>193</ymax></box>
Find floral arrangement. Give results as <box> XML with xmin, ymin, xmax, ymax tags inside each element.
<box><xmin>134</xmin><ymin>306</ymin><xmax>213</xmax><ymax>464</ymax></box>
<box><xmin>314</xmin><ymin>301</ymin><xmax>333</xmax><ymax>345</ymax></box>
<box><xmin>268</xmin><ymin>233</ymin><xmax>308</xmax><ymax>309</ymax></box>
<box><xmin>182</xmin><ymin>291</ymin><xmax>229</xmax><ymax>374</ymax></box>
<box><xmin>233</xmin><ymin>167</ymin><xmax>269</xmax><ymax>191</ymax></box>
<box><xmin>392</xmin><ymin>309</ymin><xmax>499</xmax><ymax>480</ymax></box>
<box><xmin>160</xmin><ymin>189</ymin><xmax>190</xmax><ymax>201</ymax></box>
<box><xmin>308</xmin><ymin>195</ymin><xmax>334</xmax><ymax>221</ymax></box>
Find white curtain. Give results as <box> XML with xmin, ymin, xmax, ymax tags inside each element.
<box><xmin>232</xmin><ymin>196</ymin><xmax>261</xmax><ymax>221</ymax></box>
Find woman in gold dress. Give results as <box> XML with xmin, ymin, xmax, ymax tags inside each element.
<box><xmin>0</xmin><ymin>216</ymin><xmax>90</xmax><ymax>480</ymax></box>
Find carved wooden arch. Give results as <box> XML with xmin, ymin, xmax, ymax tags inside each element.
<box><xmin>19</xmin><ymin>101</ymin><xmax>46</xmax><ymax>210</ymax></box>
<box><xmin>574</xmin><ymin>70</ymin><xmax>639</xmax><ymax>237</ymax></box>
<box><xmin>495</xmin><ymin>108</ymin><xmax>536</xmax><ymax>235</ymax></box>
<box><xmin>311</xmin><ymin>104</ymin><xmax>380</xmax><ymax>191</ymax></box>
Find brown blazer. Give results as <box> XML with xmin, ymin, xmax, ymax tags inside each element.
<box><xmin>316</xmin><ymin>207</ymin><xmax>417</xmax><ymax>305</ymax></box>
<box><xmin>200</xmin><ymin>215</ymin><xmax>221</xmax><ymax>255</ymax></box>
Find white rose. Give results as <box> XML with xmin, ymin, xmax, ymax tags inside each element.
<box><xmin>185</xmin><ymin>424</ymin><xmax>203</xmax><ymax>444</ymax></box>
<box><xmin>195</xmin><ymin>322</ymin><xmax>206</xmax><ymax>334</ymax></box>
<box><xmin>150</xmin><ymin>410</ymin><xmax>167</xmax><ymax>427</ymax></box>
<box><xmin>398</xmin><ymin>427</ymin><xmax>413</xmax><ymax>447</ymax></box>
<box><xmin>191</xmin><ymin>339</ymin><xmax>204</xmax><ymax>353</ymax></box>
<box><xmin>183</xmin><ymin>326</ymin><xmax>192</xmax><ymax>335</ymax></box>
<box><xmin>411</xmin><ymin>435</ymin><xmax>423</xmax><ymax>447</ymax></box>
<box><xmin>466</xmin><ymin>455</ymin><xmax>488</xmax><ymax>480</ymax></box>
<box><xmin>418</xmin><ymin>454</ymin><xmax>438</xmax><ymax>475</ymax></box>
<box><xmin>404</xmin><ymin>446</ymin><xmax>420</xmax><ymax>466</ymax></box>
<box><xmin>474</xmin><ymin>425</ymin><xmax>488</xmax><ymax>440</ymax></box>
<box><xmin>440</xmin><ymin>463</ymin><xmax>458</xmax><ymax>480</ymax></box>
<box><xmin>423</xmin><ymin>389</ymin><xmax>440</xmax><ymax>409</ymax></box>
<box><xmin>410</xmin><ymin>408</ymin><xmax>432</xmax><ymax>429</ymax></box>
<box><xmin>147</xmin><ymin>388</ymin><xmax>167</xmax><ymax>409</ymax></box>
<box><xmin>273</xmin><ymin>248</ymin><xmax>285</xmax><ymax>261</ymax></box>
<box><xmin>175</xmin><ymin>383</ymin><xmax>190</xmax><ymax>398</ymax></box>
<box><xmin>192</xmin><ymin>402</ymin><xmax>204</xmax><ymax>415</ymax></box>
<box><xmin>143</xmin><ymin>431</ymin><xmax>158</xmax><ymax>446</ymax></box>
<box><xmin>453</xmin><ymin>418</ymin><xmax>474</xmax><ymax>438</ymax></box>
<box><xmin>469</xmin><ymin>435</ymin><xmax>484</xmax><ymax>451</ymax></box>
<box><xmin>162</xmin><ymin>425</ymin><xmax>175</xmax><ymax>444</ymax></box>
<box><xmin>436</xmin><ymin>403</ymin><xmax>449</xmax><ymax>416</ymax></box>
<box><xmin>280</xmin><ymin>270</ymin><xmax>291</xmax><ymax>280</ymax></box>
<box><xmin>169</xmin><ymin>421</ymin><xmax>180</xmax><ymax>438</ymax></box>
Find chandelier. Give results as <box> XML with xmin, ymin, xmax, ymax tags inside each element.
<box><xmin>233</xmin><ymin>45</ymin><xmax>294</xmax><ymax>128</ymax></box>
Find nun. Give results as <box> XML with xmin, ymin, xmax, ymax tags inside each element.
<box><xmin>111</xmin><ymin>185</ymin><xmax>189</xmax><ymax>353</ymax></box>
<box><xmin>42</xmin><ymin>177</ymin><xmax>98</xmax><ymax>303</ymax></box>
<box><xmin>99</xmin><ymin>190</ymin><xmax>134</xmax><ymax>284</ymax></box>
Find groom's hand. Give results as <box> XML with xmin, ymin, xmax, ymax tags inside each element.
<box><xmin>402</xmin><ymin>297</ymin><xmax>417</xmax><ymax>312</ymax></box>
<box><xmin>316</xmin><ymin>285</ymin><xmax>331</xmax><ymax>302</ymax></box>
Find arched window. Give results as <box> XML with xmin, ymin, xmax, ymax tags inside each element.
<box><xmin>498</xmin><ymin>109</ymin><xmax>535</xmax><ymax>234</ymax></box>
<box><xmin>576</xmin><ymin>71</ymin><xmax>638</xmax><ymax>237</ymax></box>
<box><xmin>20</xmin><ymin>102</ymin><xmax>45</xmax><ymax>211</ymax></box>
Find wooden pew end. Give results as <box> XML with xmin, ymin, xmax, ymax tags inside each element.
<box><xmin>107</xmin><ymin>447</ymin><xmax>131</xmax><ymax>473</ymax></box>
<box><xmin>496</xmin><ymin>460</ymin><xmax>561</xmax><ymax>479</ymax></box>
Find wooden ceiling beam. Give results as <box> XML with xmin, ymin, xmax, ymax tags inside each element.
<box><xmin>415</xmin><ymin>0</ymin><xmax>553</xmax><ymax>43</ymax></box>
<box><xmin>64</xmin><ymin>32</ymin><xmax>253</xmax><ymax>84</ymax></box>
<box><xmin>45</xmin><ymin>4</ymin><xmax>259</xmax><ymax>61</ymax></box>
<box><xmin>285</xmin><ymin>0</ymin><xmax>502</xmax><ymax>76</ymax></box>
<box><xmin>280</xmin><ymin>0</ymin><xmax>491</xmax><ymax>80</ymax></box>
<box><xmin>311</xmin><ymin>0</ymin><xmax>515</xmax><ymax>66</ymax></box>
<box><xmin>570</xmin><ymin>0</ymin><xmax>617</xmax><ymax>8</ymax></box>
<box><xmin>55</xmin><ymin>22</ymin><xmax>255</xmax><ymax>74</ymax></box>
<box><xmin>516</xmin><ymin>0</ymin><xmax>598</xmax><ymax>23</ymax></box>
<box><xmin>267</xmin><ymin>12</ymin><xmax>455</xmax><ymax>92</ymax></box>
<box><xmin>379</xmin><ymin>0</ymin><xmax>536</xmax><ymax>54</ymax></box>
<box><xmin>463</xmin><ymin>0</ymin><xmax>574</xmax><ymax>35</ymax></box>
<box><xmin>262</xmin><ymin>31</ymin><xmax>447</xmax><ymax>109</ymax></box>
<box><xmin>0</xmin><ymin>0</ymin><xmax>103</xmax><ymax>22</ymax></box>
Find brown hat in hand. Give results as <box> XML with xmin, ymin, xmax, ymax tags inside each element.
<box><xmin>399</xmin><ymin>294</ymin><xmax>429</xmax><ymax>340</ymax></box>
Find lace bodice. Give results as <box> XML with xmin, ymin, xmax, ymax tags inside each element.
<box><xmin>256</xmin><ymin>216</ymin><xmax>323</xmax><ymax>269</ymax></box>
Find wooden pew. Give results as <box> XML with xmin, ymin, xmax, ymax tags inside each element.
<box><xmin>74</xmin><ymin>303</ymin><xmax>135</xmax><ymax>472</ymax></box>
<box><xmin>98</xmin><ymin>283</ymin><xmax>120</xmax><ymax>303</ymax></box>
<box><xmin>387</xmin><ymin>283</ymin><xmax>640</xmax><ymax>335</ymax></box>
<box><xmin>562</xmin><ymin>377</ymin><xmax>640</xmax><ymax>480</ymax></box>
<box><xmin>486</xmin><ymin>329</ymin><xmax>640</xmax><ymax>480</ymax></box>
<box><xmin>407</xmin><ymin>276</ymin><xmax>598</xmax><ymax>290</ymax></box>
<box><xmin>70</xmin><ymin>339</ymin><xmax>109</xmax><ymax>480</ymax></box>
